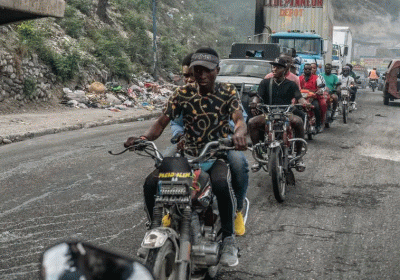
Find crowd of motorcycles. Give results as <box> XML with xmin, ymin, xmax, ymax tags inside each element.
<box><xmin>39</xmin><ymin>81</ymin><xmax>365</xmax><ymax>280</ymax></box>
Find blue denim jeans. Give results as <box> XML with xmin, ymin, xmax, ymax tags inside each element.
<box><xmin>227</xmin><ymin>150</ymin><xmax>249</xmax><ymax>211</ymax></box>
<box><xmin>162</xmin><ymin>146</ymin><xmax>249</xmax><ymax>211</ymax></box>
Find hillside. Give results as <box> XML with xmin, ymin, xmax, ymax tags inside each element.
<box><xmin>0</xmin><ymin>0</ymin><xmax>250</xmax><ymax>89</ymax></box>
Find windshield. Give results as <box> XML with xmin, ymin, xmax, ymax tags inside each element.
<box><xmin>218</xmin><ymin>60</ymin><xmax>271</xmax><ymax>79</ymax></box>
<box><xmin>275</xmin><ymin>38</ymin><xmax>321</xmax><ymax>55</ymax></box>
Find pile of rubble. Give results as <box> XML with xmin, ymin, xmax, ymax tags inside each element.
<box><xmin>62</xmin><ymin>79</ymin><xmax>178</xmax><ymax>112</ymax></box>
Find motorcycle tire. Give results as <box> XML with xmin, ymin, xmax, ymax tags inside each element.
<box><xmin>343</xmin><ymin>103</ymin><xmax>347</xmax><ymax>124</ymax></box>
<box><xmin>372</xmin><ymin>87</ymin><xmax>375</xmax><ymax>92</ymax></box>
<box><xmin>270</xmin><ymin>148</ymin><xmax>287</xmax><ymax>203</ymax></box>
<box><xmin>146</xmin><ymin>239</ymin><xmax>178</xmax><ymax>280</ymax></box>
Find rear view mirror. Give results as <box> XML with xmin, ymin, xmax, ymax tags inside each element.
<box><xmin>343</xmin><ymin>46</ymin><xmax>349</xmax><ymax>56</ymax></box>
<box><xmin>357</xmin><ymin>81</ymin><xmax>362</xmax><ymax>84</ymax></box>
<box><xmin>336</xmin><ymin>82</ymin><xmax>342</xmax><ymax>86</ymax></box>
<box><xmin>318</xmin><ymin>83</ymin><xmax>325</xmax><ymax>88</ymax></box>
<box><xmin>356</xmin><ymin>76</ymin><xmax>360</xmax><ymax>79</ymax></box>
<box><xmin>40</xmin><ymin>242</ymin><xmax>155</xmax><ymax>280</ymax></box>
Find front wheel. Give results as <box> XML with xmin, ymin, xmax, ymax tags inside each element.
<box><xmin>270</xmin><ymin>148</ymin><xmax>287</xmax><ymax>203</ymax></box>
<box><xmin>146</xmin><ymin>239</ymin><xmax>178</xmax><ymax>280</ymax></box>
<box><xmin>342</xmin><ymin>103</ymin><xmax>347</xmax><ymax>124</ymax></box>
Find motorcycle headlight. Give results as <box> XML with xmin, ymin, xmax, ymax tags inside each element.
<box><xmin>142</xmin><ymin>230</ymin><xmax>169</xmax><ymax>248</ymax></box>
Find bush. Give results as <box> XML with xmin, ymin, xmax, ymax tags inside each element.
<box><xmin>23</xmin><ymin>77</ymin><xmax>37</xmax><ymax>98</ymax></box>
<box><xmin>91</xmin><ymin>28</ymin><xmax>133</xmax><ymax>79</ymax></box>
<box><xmin>68</xmin><ymin>0</ymin><xmax>92</xmax><ymax>14</ymax></box>
<box><xmin>60</xmin><ymin>6</ymin><xmax>85</xmax><ymax>38</ymax></box>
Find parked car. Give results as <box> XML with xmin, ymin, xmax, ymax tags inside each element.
<box><xmin>216</xmin><ymin>59</ymin><xmax>272</xmax><ymax>117</ymax></box>
<box><xmin>383</xmin><ymin>59</ymin><xmax>400</xmax><ymax>105</ymax></box>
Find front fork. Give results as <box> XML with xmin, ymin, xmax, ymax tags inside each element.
<box><xmin>177</xmin><ymin>206</ymin><xmax>192</xmax><ymax>280</ymax></box>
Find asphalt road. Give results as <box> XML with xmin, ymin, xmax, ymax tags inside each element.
<box><xmin>1</xmin><ymin>89</ymin><xmax>400</xmax><ymax>279</ymax></box>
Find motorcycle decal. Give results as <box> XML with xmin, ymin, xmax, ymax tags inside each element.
<box><xmin>159</xmin><ymin>172</ymin><xmax>191</xmax><ymax>178</ymax></box>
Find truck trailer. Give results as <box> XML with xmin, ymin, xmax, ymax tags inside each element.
<box><xmin>253</xmin><ymin>0</ymin><xmax>334</xmax><ymax>73</ymax></box>
<box><xmin>332</xmin><ymin>26</ymin><xmax>353</xmax><ymax>73</ymax></box>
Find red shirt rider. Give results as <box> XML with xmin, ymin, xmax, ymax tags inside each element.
<box><xmin>299</xmin><ymin>68</ymin><xmax>328</xmax><ymax>125</ymax></box>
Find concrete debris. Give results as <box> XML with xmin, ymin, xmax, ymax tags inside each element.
<box><xmin>62</xmin><ymin>80</ymin><xmax>177</xmax><ymax>111</ymax></box>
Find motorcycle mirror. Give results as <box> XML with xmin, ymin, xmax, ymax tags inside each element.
<box><xmin>356</xmin><ymin>76</ymin><xmax>360</xmax><ymax>79</ymax></box>
<box><xmin>356</xmin><ymin>81</ymin><xmax>362</xmax><ymax>84</ymax></box>
<box><xmin>317</xmin><ymin>83</ymin><xmax>325</xmax><ymax>88</ymax></box>
<box><xmin>40</xmin><ymin>242</ymin><xmax>155</xmax><ymax>280</ymax></box>
<box><xmin>336</xmin><ymin>82</ymin><xmax>342</xmax><ymax>86</ymax></box>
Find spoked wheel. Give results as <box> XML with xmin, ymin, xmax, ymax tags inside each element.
<box><xmin>270</xmin><ymin>148</ymin><xmax>287</xmax><ymax>203</ymax></box>
<box><xmin>146</xmin><ymin>239</ymin><xmax>178</xmax><ymax>280</ymax></box>
<box><xmin>342</xmin><ymin>103</ymin><xmax>348</xmax><ymax>124</ymax></box>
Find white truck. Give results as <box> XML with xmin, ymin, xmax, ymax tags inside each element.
<box><xmin>253</xmin><ymin>0</ymin><xmax>334</xmax><ymax>73</ymax></box>
<box><xmin>332</xmin><ymin>26</ymin><xmax>353</xmax><ymax>73</ymax></box>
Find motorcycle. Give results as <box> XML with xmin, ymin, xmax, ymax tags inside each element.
<box><xmin>250</xmin><ymin>104</ymin><xmax>308</xmax><ymax>203</ymax></box>
<box><xmin>111</xmin><ymin>139</ymin><xmax>247</xmax><ymax>280</ymax></box>
<box><xmin>299</xmin><ymin>89</ymin><xmax>317</xmax><ymax>140</ymax></box>
<box><xmin>369</xmin><ymin>79</ymin><xmax>378</xmax><ymax>92</ymax></box>
<box><xmin>339</xmin><ymin>86</ymin><xmax>351</xmax><ymax>124</ymax></box>
<box><xmin>40</xmin><ymin>241</ymin><xmax>155</xmax><ymax>280</ymax></box>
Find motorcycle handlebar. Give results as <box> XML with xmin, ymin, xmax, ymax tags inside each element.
<box><xmin>257</xmin><ymin>104</ymin><xmax>299</xmax><ymax>114</ymax></box>
<box><xmin>111</xmin><ymin>138</ymin><xmax>234</xmax><ymax>164</ymax></box>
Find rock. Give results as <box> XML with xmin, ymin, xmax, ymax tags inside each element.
<box><xmin>2</xmin><ymin>138</ymin><xmax>12</xmax><ymax>144</ymax></box>
<box><xmin>78</xmin><ymin>103</ymin><xmax>88</xmax><ymax>109</ymax></box>
<box><xmin>67</xmin><ymin>100</ymin><xmax>79</xmax><ymax>107</ymax></box>
<box><xmin>63</xmin><ymin>88</ymin><xmax>73</xmax><ymax>94</ymax></box>
<box><xmin>64</xmin><ymin>90</ymin><xmax>88</xmax><ymax>103</ymax></box>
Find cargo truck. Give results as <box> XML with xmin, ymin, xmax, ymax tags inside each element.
<box><xmin>332</xmin><ymin>26</ymin><xmax>353</xmax><ymax>73</ymax></box>
<box><xmin>253</xmin><ymin>0</ymin><xmax>334</xmax><ymax>74</ymax></box>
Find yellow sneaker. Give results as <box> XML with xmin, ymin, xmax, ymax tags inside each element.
<box><xmin>162</xmin><ymin>214</ymin><xmax>171</xmax><ymax>227</ymax></box>
<box><xmin>234</xmin><ymin>211</ymin><xmax>245</xmax><ymax>236</ymax></box>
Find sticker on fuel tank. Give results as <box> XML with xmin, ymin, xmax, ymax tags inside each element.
<box><xmin>159</xmin><ymin>172</ymin><xmax>191</xmax><ymax>178</ymax></box>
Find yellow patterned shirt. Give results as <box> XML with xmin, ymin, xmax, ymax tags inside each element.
<box><xmin>163</xmin><ymin>83</ymin><xmax>241</xmax><ymax>156</ymax></box>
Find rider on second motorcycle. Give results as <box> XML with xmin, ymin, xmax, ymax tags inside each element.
<box><xmin>248</xmin><ymin>57</ymin><xmax>307</xmax><ymax>172</ymax></box>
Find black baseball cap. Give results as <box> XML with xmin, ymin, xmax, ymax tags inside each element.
<box><xmin>190</xmin><ymin>53</ymin><xmax>219</xmax><ymax>70</ymax></box>
<box><xmin>270</xmin><ymin>57</ymin><xmax>287</xmax><ymax>68</ymax></box>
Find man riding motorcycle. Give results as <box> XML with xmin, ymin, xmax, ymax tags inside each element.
<box><xmin>248</xmin><ymin>57</ymin><xmax>307</xmax><ymax>172</ymax></box>
<box><xmin>338</xmin><ymin>66</ymin><xmax>357</xmax><ymax>110</ymax></box>
<box><xmin>169</xmin><ymin>52</ymin><xmax>250</xmax><ymax>237</ymax></box>
<box><xmin>299</xmin><ymin>63</ymin><xmax>326</xmax><ymax>133</ymax></box>
<box><xmin>125</xmin><ymin>47</ymin><xmax>247</xmax><ymax>267</ymax></box>
<box><xmin>368</xmin><ymin>67</ymin><xmax>380</xmax><ymax>89</ymax></box>
<box><xmin>321</xmin><ymin>63</ymin><xmax>339</xmax><ymax>121</ymax></box>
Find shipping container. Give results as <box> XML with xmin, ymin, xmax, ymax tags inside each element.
<box><xmin>254</xmin><ymin>0</ymin><xmax>334</xmax><ymax>66</ymax></box>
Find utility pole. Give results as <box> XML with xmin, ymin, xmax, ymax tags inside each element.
<box><xmin>152</xmin><ymin>0</ymin><xmax>158</xmax><ymax>81</ymax></box>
